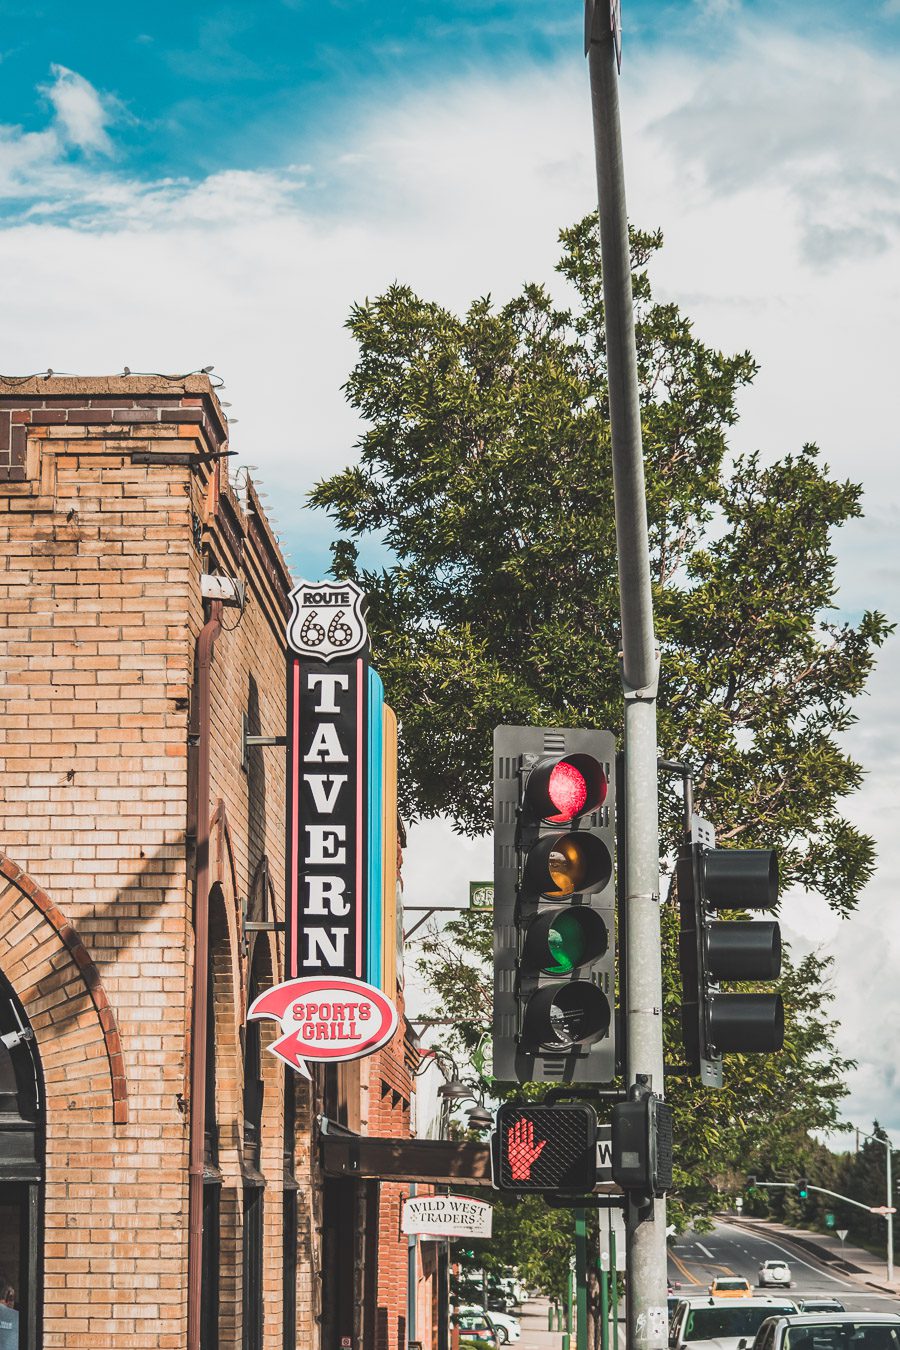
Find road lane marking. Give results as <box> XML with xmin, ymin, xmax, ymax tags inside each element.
<box><xmin>669</xmin><ymin>1250</ymin><xmax>701</xmax><ymax>1286</ymax></box>
<box><xmin>720</xmin><ymin>1227</ymin><xmax>850</xmax><ymax>1288</ymax></box>
<box><xmin>696</xmin><ymin>1244</ymin><xmax>715</xmax><ymax>1259</ymax></box>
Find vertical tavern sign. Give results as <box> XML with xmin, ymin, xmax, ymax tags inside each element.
<box><xmin>285</xmin><ymin>580</ymin><xmax>370</xmax><ymax>981</ymax></box>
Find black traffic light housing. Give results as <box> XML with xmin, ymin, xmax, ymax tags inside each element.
<box><xmin>492</xmin><ymin>1102</ymin><xmax>598</xmax><ymax>1193</ymax></box>
<box><xmin>611</xmin><ymin>1090</ymin><xmax>673</xmax><ymax>1198</ymax></box>
<box><xmin>679</xmin><ymin>814</ymin><xmax>783</xmax><ymax>1087</ymax></box>
<box><xmin>797</xmin><ymin>1178</ymin><xmax>809</xmax><ymax>1200</ymax></box>
<box><xmin>493</xmin><ymin>726</ymin><xmax>616</xmax><ymax>1085</ymax></box>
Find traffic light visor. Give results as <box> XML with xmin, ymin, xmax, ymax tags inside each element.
<box><xmin>522</xmin><ymin>832</ymin><xmax>612</xmax><ymax>899</ymax></box>
<box><xmin>702</xmin><ymin>849</ymin><xmax>779</xmax><ymax>910</ymax></box>
<box><xmin>524</xmin><ymin>754</ymin><xmax>607</xmax><ymax>824</ymax></box>
<box><xmin>707</xmin><ymin>992</ymin><xmax>784</xmax><ymax>1053</ymax></box>
<box><xmin>523</xmin><ymin>908</ymin><xmax>609</xmax><ymax>976</ymax></box>
<box><xmin>706</xmin><ymin>920</ymin><xmax>781</xmax><ymax>981</ymax></box>
<box><xmin>520</xmin><ymin>980</ymin><xmax>610</xmax><ymax>1051</ymax></box>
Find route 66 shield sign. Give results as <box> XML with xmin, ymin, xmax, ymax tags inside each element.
<box><xmin>286</xmin><ymin>579</ymin><xmax>369</xmax><ymax>661</ymax></box>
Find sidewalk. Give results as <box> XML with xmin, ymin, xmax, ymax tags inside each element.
<box><xmin>518</xmin><ymin>1297</ymin><xmax>626</xmax><ymax>1349</ymax></box>
<box><xmin>720</xmin><ymin>1214</ymin><xmax>899</xmax><ymax>1297</ymax></box>
<box><xmin>519</xmin><ymin>1299</ymin><xmax>564</xmax><ymax>1350</ymax></box>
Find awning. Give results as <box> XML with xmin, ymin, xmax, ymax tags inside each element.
<box><xmin>321</xmin><ymin>1132</ymin><xmax>493</xmax><ymax>1187</ymax></box>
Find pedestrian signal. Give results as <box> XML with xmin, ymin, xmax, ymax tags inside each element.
<box><xmin>493</xmin><ymin>1103</ymin><xmax>598</xmax><ymax>1193</ymax></box>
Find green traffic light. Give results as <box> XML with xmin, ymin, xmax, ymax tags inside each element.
<box><xmin>546</xmin><ymin>911</ymin><xmax>587</xmax><ymax>974</ymax></box>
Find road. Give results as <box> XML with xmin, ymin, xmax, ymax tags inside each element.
<box><xmin>668</xmin><ymin>1221</ymin><xmax>900</xmax><ymax>1313</ymax></box>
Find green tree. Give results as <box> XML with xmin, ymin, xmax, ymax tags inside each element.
<box><xmin>417</xmin><ymin>909</ymin><xmax>854</xmax><ymax>1230</ymax></box>
<box><xmin>311</xmin><ymin>215</ymin><xmax>890</xmax><ymax>1241</ymax></box>
<box><xmin>313</xmin><ymin>215</ymin><xmax>889</xmax><ymax>911</ymax></box>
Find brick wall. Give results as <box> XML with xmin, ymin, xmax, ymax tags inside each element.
<box><xmin>0</xmin><ymin>376</ymin><xmax>320</xmax><ymax>1349</ymax></box>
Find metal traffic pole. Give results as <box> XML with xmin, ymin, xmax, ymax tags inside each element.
<box><xmin>610</xmin><ymin>1228</ymin><xmax>620</xmax><ymax>1349</ymax></box>
<box><xmin>855</xmin><ymin>1127</ymin><xmax>895</xmax><ymax>1285</ymax></box>
<box><xmin>888</xmin><ymin>1138</ymin><xmax>894</xmax><ymax>1286</ymax></box>
<box><xmin>585</xmin><ymin>2</ymin><xmax>667</xmax><ymax>1347</ymax></box>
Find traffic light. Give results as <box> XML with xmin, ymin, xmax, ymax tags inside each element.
<box><xmin>678</xmin><ymin>814</ymin><xmax>782</xmax><ymax>1086</ymax></box>
<box><xmin>493</xmin><ymin>1103</ymin><xmax>598</xmax><ymax>1193</ymax></box>
<box><xmin>493</xmin><ymin>727</ymin><xmax>616</xmax><ymax>1085</ymax></box>
<box><xmin>611</xmin><ymin>1092</ymin><xmax>673</xmax><ymax>1197</ymax></box>
<box><xmin>797</xmin><ymin>1178</ymin><xmax>809</xmax><ymax>1200</ymax></box>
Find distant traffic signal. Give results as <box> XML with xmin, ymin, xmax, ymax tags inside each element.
<box><xmin>493</xmin><ymin>727</ymin><xmax>616</xmax><ymax>1085</ymax></box>
<box><xmin>797</xmin><ymin>1178</ymin><xmax>809</xmax><ymax>1200</ymax></box>
<box><xmin>678</xmin><ymin>814</ymin><xmax>783</xmax><ymax>1085</ymax></box>
<box><xmin>493</xmin><ymin>1103</ymin><xmax>598</xmax><ymax>1193</ymax></box>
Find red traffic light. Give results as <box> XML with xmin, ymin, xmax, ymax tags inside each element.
<box><xmin>524</xmin><ymin>754</ymin><xmax>607</xmax><ymax>824</ymax></box>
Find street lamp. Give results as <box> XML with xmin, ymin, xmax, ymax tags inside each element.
<box><xmin>438</xmin><ymin>1078</ymin><xmax>473</xmax><ymax>1101</ymax></box>
<box><xmin>466</xmin><ymin>1104</ymin><xmax>493</xmax><ymax>1131</ymax></box>
<box><xmin>855</xmin><ymin>1126</ymin><xmax>895</xmax><ymax>1285</ymax></box>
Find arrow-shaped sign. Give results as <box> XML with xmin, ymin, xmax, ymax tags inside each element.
<box><xmin>249</xmin><ymin>975</ymin><xmax>399</xmax><ymax>1077</ymax></box>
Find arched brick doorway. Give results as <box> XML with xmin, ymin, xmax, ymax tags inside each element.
<box><xmin>0</xmin><ymin>853</ymin><xmax>128</xmax><ymax>1349</ymax></box>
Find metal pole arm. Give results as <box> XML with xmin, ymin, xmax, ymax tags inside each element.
<box><xmin>751</xmin><ymin>1180</ymin><xmax>885</xmax><ymax>1215</ymax></box>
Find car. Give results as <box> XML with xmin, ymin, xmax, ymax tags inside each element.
<box><xmin>484</xmin><ymin>1311</ymin><xmax>520</xmax><ymax>1344</ymax></box>
<box><xmin>669</xmin><ymin>1296</ymin><xmax>800</xmax><ymax>1350</ymax></box>
<box><xmin>798</xmin><ymin>1301</ymin><xmax>845</xmax><ymax>1314</ymax></box>
<box><xmin>748</xmin><ymin>1312</ymin><xmax>900</xmax><ymax>1350</ymax></box>
<box><xmin>710</xmin><ymin>1278</ymin><xmax>754</xmax><ymax>1299</ymax></box>
<box><xmin>758</xmin><ymin>1261</ymin><xmax>792</xmax><ymax>1288</ymax></box>
<box><xmin>460</xmin><ymin>1306</ymin><xmax>521</xmax><ymax>1343</ymax></box>
<box><xmin>456</xmin><ymin>1311</ymin><xmax>499</xmax><ymax>1347</ymax></box>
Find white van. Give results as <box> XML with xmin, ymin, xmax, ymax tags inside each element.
<box><xmin>670</xmin><ymin>1297</ymin><xmax>800</xmax><ymax>1350</ymax></box>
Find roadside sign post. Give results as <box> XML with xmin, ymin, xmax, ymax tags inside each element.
<box><xmin>576</xmin><ymin>1209</ymin><xmax>589</xmax><ymax>1350</ymax></box>
<box><xmin>837</xmin><ymin>1229</ymin><xmax>848</xmax><ymax>1253</ymax></box>
<box><xmin>564</xmin><ymin>1259</ymin><xmax>575</xmax><ymax>1350</ymax></box>
<box><xmin>610</xmin><ymin>1228</ymin><xmax>619</xmax><ymax>1349</ymax></box>
<box><xmin>600</xmin><ymin>1256</ymin><xmax>610</xmax><ymax>1350</ymax></box>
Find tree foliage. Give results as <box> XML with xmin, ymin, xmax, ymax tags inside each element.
<box><xmin>312</xmin><ymin>213</ymin><xmax>890</xmax><ymax>911</ymax></box>
<box><xmin>311</xmin><ymin>216</ymin><xmax>891</xmax><ymax>1269</ymax></box>
<box><xmin>746</xmin><ymin>1122</ymin><xmax>899</xmax><ymax>1261</ymax></box>
<box><xmin>419</xmin><ymin>908</ymin><xmax>855</xmax><ymax>1233</ymax></box>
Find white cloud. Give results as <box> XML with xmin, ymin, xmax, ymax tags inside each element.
<box><xmin>1</xmin><ymin>29</ymin><xmax>899</xmax><ymax>1131</ymax></box>
<box><xmin>40</xmin><ymin>63</ymin><xmax>118</xmax><ymax>155</ymax></box>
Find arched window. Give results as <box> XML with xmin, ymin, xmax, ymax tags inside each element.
<box><xmin>0</xmin><ymin>972</ymin><xmax>43</xmax><ymax>1350</ymax></box>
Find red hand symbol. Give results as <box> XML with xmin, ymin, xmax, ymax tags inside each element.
<box><xmin>507</xmin><ymin>1118</ymin><xmax>547</xmax><ymax>1181</ymax></box>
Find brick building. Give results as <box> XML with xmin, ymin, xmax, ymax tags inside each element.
<box><xmin>0</xmin><ymin>374</ymin><xmax>435</xmax><ymax>1350</ymax></box>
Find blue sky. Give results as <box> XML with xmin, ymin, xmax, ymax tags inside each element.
<box><xmin>2</xmin><ymin>0</ymin><xmax>900</xmax><ymax>1138</ymax></box>
<box><xmin>2</xmin><ymin>0</ymin><xmax>899</xmax><ymax>201</ymax></box>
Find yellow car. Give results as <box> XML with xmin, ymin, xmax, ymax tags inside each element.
<box><xmin>709</xmin><ymin>1277</ymin><xmax>752</xmax><ymax>1299</ymax></box>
